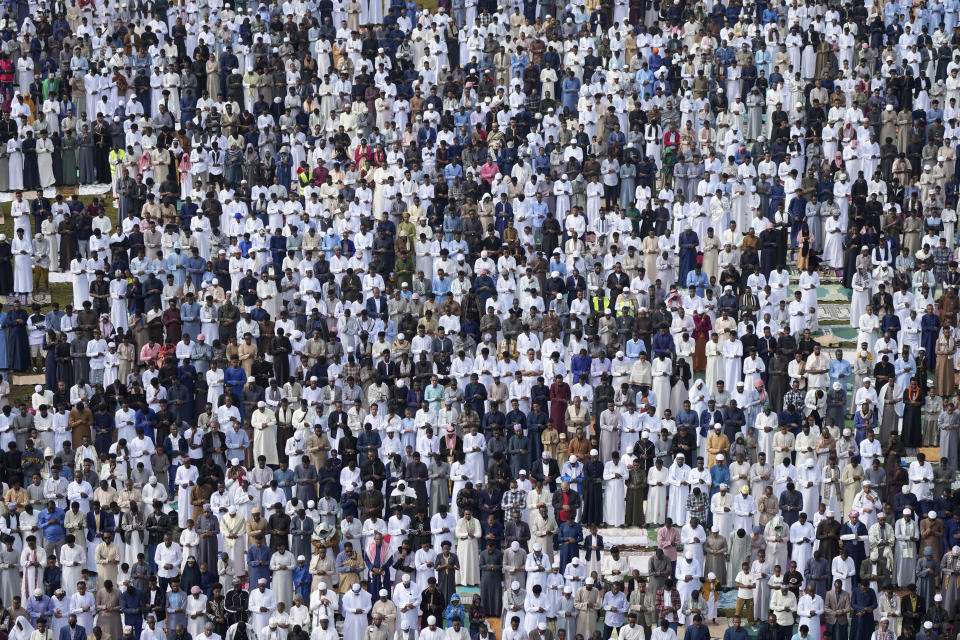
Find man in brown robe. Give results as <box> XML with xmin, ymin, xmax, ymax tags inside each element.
<box><xmin>939</xmin><ymin>288</ymin><xmax>959</xmax><ymax>327</ymax></box>
<box><xmin>69</xmin><ymin>403</ymin><xmax>93</xmax><ymax>449</ymax></box>
<box><xmin>94</xmin><ymin>578</ymin><xmax>122</xmax><ymax>639</ymax></box>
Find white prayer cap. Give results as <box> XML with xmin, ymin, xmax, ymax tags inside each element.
<box><xmin>685</xmin><ymin>550</ymin><xmax>693</xmax><ymax>559</ymax></box>
<box><xmin>511</xmin><ymin>541</ymin><xmax>520</xmax><ymax>551</ymax></box>
<box><xmin>564</xmin><ymin>586</ymin><xmax>573</xmax><ymax>593</ymax></box>
<box><xmin>231</xmin><ymin>458</ymin><xmax>240</xmax><ymax>466</ymax></box>
<box><xmin>930</xmin><ymin>511</ymin><xmax>938</xmax><ymax>519</ymax></box>
<box><xmin>538</xmin><ymin>623</ymin><xmax>547</xmax><ymax>631</ymax></box>
<box><xmin>34</xmin><ymin>384</ymin><xmax>41</xmax><ymax>392</ymax></box>
<box><xmin>533</xmin><ymin>542</ymin><xmax>543</xmax><ymax>551</ymax></box>
<box><xmin>714</xmin><ymin>423</ymin><xmax>722</xmax><ymax>430</ymax></box>
<box><xmin>586</xmin><ymin>577</ymin><xmax>595</xmax><ymax>585</ymax></box>
<box><xmin>716</xmin><ymin>454</ymin><xmax>725</xmax><ymax>461</ymax></box>
<box><xmin>352</xmin><ymin>583</ymin><xmax>361</xmax><ymax>592</ymax></box>
<box><xmin>904</xmin><ymin>508</ymin><xmax>912</xmax><ymax>515</ymax></box>
<box><xmin>511</xmin><ymin>581</ymin><xmax>520</xmax><ymax>590</ymax></box>
<box><xmin>708</xmin><ymin>572</ymin><xmax>716</xmax><ymax>580</ymax></box>
<box><xmin>427</xmin><ymin>617</ymin><xmax>437</xmax><ymax>626</ymax></box>
<box><xmin>590</xmin><ymin>449</ymin><xmax>599</xmax><ymax>456</ymax></box>
<box><xmin>379</xmin><ymin>589</ymin><xmax>388</xmax><ymax>596</ymax></box>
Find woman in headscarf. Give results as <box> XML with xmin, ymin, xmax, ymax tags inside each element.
<box><xmin>10</xmin><ymin>617</ymin><xmax>34</xmax><ymax>640</ymax></box>
<box><xmin>692</xmin><ymin>312</ymin><xmax>711</xmax><ymax>372</ymax></box>
<box><xmin>180</xmin><ymin>556</ymin><xmax>202</xmax><ymax>594</ymax></box>
<box><xmin>442</xmin><ymin>594</ymin><xmax>465</xmax><ymax>630</ymax></box>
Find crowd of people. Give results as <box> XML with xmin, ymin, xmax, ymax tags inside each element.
<box><xmin>2</xmin><ymin>0</ymin><xmax>960</xmax><ymax>638</ymax></box>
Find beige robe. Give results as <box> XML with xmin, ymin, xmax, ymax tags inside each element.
<box><xmin>94</xmin><ymin>542</ymin><xmax>120</xmax><ymax>589</ymax></box>
<box><xmin>574</xmin><ymin>586</ymin><xmax>602</xmax><ymax>639</ymax></box>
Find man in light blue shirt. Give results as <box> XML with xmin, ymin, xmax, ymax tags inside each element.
<box><xmin>432</xmin><ymin>269</ymin><xmax>451</xmax><ymax>297</ymax></box>
<box><xmin>601</xmin><ymin>580</ymin><xmax>629</xmax><ymax>636</ymax></box>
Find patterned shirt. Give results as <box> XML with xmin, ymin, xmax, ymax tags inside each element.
<box><xmin>783</xmin><ymin>390</ymin><xmax>804</xmax><ymax>412</ymax></box>
<box><xmin>501</xmin><ymin>488</ymin><xmax>527</xmax><ymax>519</ymax></box>
<box><xmin>685</xmin><ymin>489</ymin><xmax>708</xmax><ymax>522</ymax></box>
<box><xmin>655</xmin><ymin>587</ymin><xmax>682</xmax><ymax>622</ymax></box>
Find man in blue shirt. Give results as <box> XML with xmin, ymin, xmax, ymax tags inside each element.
<box><xmin>432</xmin><ymin>269</ymin><xmax>451</xmax><ymax>297</ymax></box>
<box><xmin>829</xmin><ymin>349</ymin><xmax>853</xmax><ymax>389</ymax></box>
<box><xmin>601</xmin><ymin>580</ymin><xmax>629</xmax><ymax>637</ymax></box>
<box><xmin>26</xmin><ymin>588</ymin><xmax>54</xmax><ymax>624</ymax></box>
<box><xmin>38</xmin><ymin>501</ymin><xmax>66</xmax><ymax>554</ymax></box>
<box><xmin>723</xmin><ymin>616</ymin><xmax>750</xmax><ymax>640</ymax></box>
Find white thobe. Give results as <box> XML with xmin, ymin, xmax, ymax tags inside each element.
<box><xmin>674</xmin><ymin>557</ymin><xmax>702</xmax><ymax>608</ymax></box>
<box><xmin>789</xmin><ymin>521</ymin><xmax>815</xmax><ymax>575</ymax></box>
<box><xmin>602</xmin><ymin>461</ymin><xmax>626</xmax><ymax>526</ymax></box>
<box><xmin>341</xmin><ymin>590</ymin><xmax>372</xmax><ymax>640</ymax></box>
<box><xmin>797</xmin><ymin>593</ymin><xmax>824</xmax><ymax>640</ymax></box>
<box><xmin>392</xmin><ymin>582</ymin><xmax>420</xmax><ymax>632</ymax></box>
<box><xmin>248</xmin><ymin>588</ymin><xmax>277</xmax><ymax>632</ymax></box>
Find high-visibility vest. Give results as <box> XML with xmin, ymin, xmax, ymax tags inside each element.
<box><xmin>109</xmin><ymin>148</ymin><xmax>125</xmax><ymax>175</ymax></box>
<box><xmin>615</xmin><ymin>297</ymin><xmax>636</xmax><ymax>317</ymax></box>
<box><xmin>297</xmin><ymin>170</ymin><xmax>310</xmax><ymax>196</ymax></box>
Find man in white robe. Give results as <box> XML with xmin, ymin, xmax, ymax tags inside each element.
<box><xmin>11</xmin><ymin>228</ymin><xmax>32</xmax><ymax>300</ymax></box>
<box><xmin>667</xmin><ymin>455</ymin><xmax>690</xmax><ymax>525</ymax></box>
<box><xmin>602</xmin><ymin>454</ymin><xmax>627</xmax><ymax>527</ymax></box>
<box><xmin>341</xmin><ymin>584</ymin><xmax>371</xmax><ymax>640</ymax></box>
<box><xmin>20</xmin><ymin>538</ymin><xmax>46</xmax><ymax>602</ymax></box>
<box><xmin>798</xmin><ymin>458</ymin><xmax>821</xmax><ymax>515</ymax></box>
<box><xmin>174</xmin><ymin>461</ymin><xmax>199</xmax><ymax>529</ymax></box>
<box><xmin>797</xmin><ymin>583</ymin><xmax>824</xmax><ymax>640</ymax></box>
<box><xmin>59</xmin><ymin>538</ymin><xmax>85</xmax><ymax>598</ymax></box>
<box><xmin>309</xmin><ymin>616</ymin><xmax>338</xmax><ymax>640</ymax></box>
<box><xmin>722</xmin><ymin>332</ymin><xmax>743</xmax><ymax>385</ymax></box>
<box><xmin>789</xmin><ymin>292</ymin><xmax>807</xmax><ymax>337</ymax></box>
<box><xmin>733</xmin><ymin>485</ymin><xmax>756</xmax><ymax>532</ymax></box>
<box><xmin>268</xmin><ymin>544</ymin><xmax>295</xmax><ymax>607</ymax></box>
<box><xmin>391</xmin><ymin>575</ymin><xmax>419</xmax><ymax>632</ymax></box>
<box><xmin>652</xmin><ymin>354</ymin><xmax>673</xmax><ymax>417</ymax></box>
<box><xmin>251</xmin><ymin>403</ymin><xmax>279</xmax><ymax>466</ymax></box>
<box><xmin>69</xmin><ymin>582</ymin><xmax>96</xmax><ymax>631</ymax></box>
<box><xmin>909</xmin><ymin>456</ymin><xmax>934</xmax><ymax>500</ymax></box>
<box><xmin>674</xmin><ymin>550</ymin><xmax>702</xmax><ymax>608</ymax></box>
<box><xmin>710</xmin><ymin>484</ymin><xmax>734</xmax><ymax>537</ymax></box>
<box><xmin>248</xmin><ymin>579</ymin><xmax>276</xmax><ymax>631</ymax></box>
<box><xmin>646</xmin><ymin>456</ymin><xmax>669</xmax><ymax>525</ymax></box>
<box><xmin>789</xmin><ymin>513</ymin><xmax>815</xmax><ymax>576</ymax></box>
